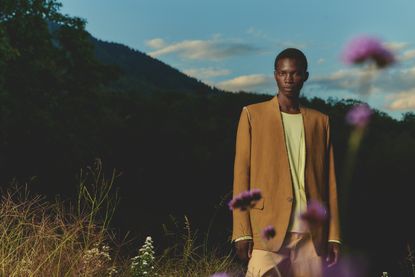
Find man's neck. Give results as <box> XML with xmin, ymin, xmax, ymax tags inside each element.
<box><xmin>277</xmin><ymin>93</ymin><xmax>300</xmax><ymax>113</ymax></box>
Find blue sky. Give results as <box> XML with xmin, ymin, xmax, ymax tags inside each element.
<box><xmin>60</xmin><ymin>0</ymin><xmax>415</xmax><ymax>120</ymax></box>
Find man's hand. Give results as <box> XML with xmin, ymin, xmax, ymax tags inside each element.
<box><xmin>326</xmin><ymin>242</ymin><xmax>340</xmax><ymax>267</ymax></box>
<box><xmin>235</xmin><ymin>239</ymin><xmax>253</xmax><ymax>263</ymax></box>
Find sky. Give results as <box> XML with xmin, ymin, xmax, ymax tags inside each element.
<box><xmin>59</xmin><ymin>0</ymin><xmax>415</xmax><ymax>120</ymax></box>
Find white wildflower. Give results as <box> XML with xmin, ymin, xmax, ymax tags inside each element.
<box><xmin>107</xmin><ymin>265</ymin><xmax>118</xmax><ymax>277</ymax></box>
<box><xmin>81</xmin><ymin>243</ymin><xmax>112</xmax><ymax>275</ymax></box>
<box><xmin>130</xmin><ymin>236</ymin><xmax>157</xmax><ymax>277</ymax></box>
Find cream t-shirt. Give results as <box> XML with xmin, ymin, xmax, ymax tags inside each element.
<box><xmin>281</xmin><ymin>111</ymin><xmax>307</xmax><ymax>233</ymax></box>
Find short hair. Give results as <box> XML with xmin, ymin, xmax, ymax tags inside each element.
<box><xmin>274</xmin><ymin>48</ymin><xmax>308</xmax><ymax>71</ymax></box>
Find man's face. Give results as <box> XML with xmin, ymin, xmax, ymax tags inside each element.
<box><xmin>274</xmin><ymin>58</ymin><xmax>309</xmax><ymax>98</ymax></box>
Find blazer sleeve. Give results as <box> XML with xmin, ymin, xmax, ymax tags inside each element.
<box><xmin>232</xmin><ymin>107</ymin><xmax>253</xmax><ymax>241</ymax></box>
<box><xmin>326</xmin><ymin>115</ymin><xmax>342</xmax><ymax>242</ymax></box>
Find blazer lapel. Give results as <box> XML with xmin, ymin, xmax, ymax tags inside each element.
<box><xmin>300</xmin><ymin>103</ymin><xmax>310</xmax><ymax>198</ymax></box>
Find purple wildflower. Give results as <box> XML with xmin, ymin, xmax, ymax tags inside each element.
<box><xmin>346</xmin><ymin>103</ymin><xmax>373</xmax><ymax>128</ymax></box>
<box><xmin>210</xmin><ymin>273</ymin><xmax>230</xmax><ymax>277</ymax></box>
<box><xmin>342</xmin><ymin>36</ymin><xmax>395</xmax><ymax>68</ymax></box>
<box><xmin>261</xmin><ymin>225</ymin><xmax>276</xmax><ymax>241</ymax></box>
<box><xmin>300</xmin><ymin>200</ymin><xmax>327</xmax><ymax>225</ymax></box>
<box><xmin>323</xmin><ymin>255</ymin><xmax>368</xmax><ymax>276</ymax></box>
<box><xmin>228</xmin><ymin>189</ymin><xmax>262</xmax><ymax>211</ymax></box>
<box><xmin>250</xmin><ymin>188</ymin><xmax>262</xmax><ymax>201</ymax></box>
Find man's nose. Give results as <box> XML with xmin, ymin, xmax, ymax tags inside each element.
<box><xmin>285</xmin><ymin>74</ymin><xmax>294</xmax><ymax>82</ymax></box>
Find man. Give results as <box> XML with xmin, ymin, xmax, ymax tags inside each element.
<box><xmin>231</xmin><ymin>48</ymin><xmax>341</xmax><ymax>277</ymax></box>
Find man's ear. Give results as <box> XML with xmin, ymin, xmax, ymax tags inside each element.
<box><xmin>304</xmin><ymin>71</ymin><xmax>309</xmax><ymax>82</ymax></box>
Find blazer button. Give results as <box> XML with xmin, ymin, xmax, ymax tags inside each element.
<box><xmin>287</xmin><ymin>197</ymin><xmax>293</xmax><ymax>202</ymax></box>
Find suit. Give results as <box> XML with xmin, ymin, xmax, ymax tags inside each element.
<box><xmin>232</xmin><ymin>95</ymin><xmax>341</xmax><ymax>256</ymax></box>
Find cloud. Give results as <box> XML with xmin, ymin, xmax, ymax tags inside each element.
<box><xmin>146</xmin><ymin>37</ymin><xmax>258</xmax><ymax>60</ymax></box>
<box><xmin>384</xmin><ymin>41</ymin><xmax>409</xmax><ymax>51</ymax></box>
<box><xmin>400</xmin><ymin>49</ymin><xmax>415</xmax><ymax>62</ymax></box>
<box><xmin>317</xmin><ymin>58</ymin><xmax>325</xmax><ymax>65</ymax></box>
<box><xmin>309</xmin><ymin>64</ymin><xmax>415</xmax><ymax>95</ymax></box>
<box><xmin>145</xmin><ymin>38</ymin><xmax>166</xmax><ymax>49</ymax></box>
<box><xmin>403</xmin><ymin>66</ymin><xmax>415</xmax><ymax>77</ymax></box>
<box><xmin>385</xmin><ymin>88</ymin><xmax>415</xmax><ymax>110</ymax></box>
<box><xmin>215</xmin><ymin>74</ymin><xmax>274</xmax><ymax>92</ymax></box>
<box><xmin>308</xmin><ymin>64</ymin><xmax>415</xmax><ymax>112</ymax></box>
<box><xmin>373</xmin><ymin>65</ymin><xmax>415</xmax><ymax>92</ymax></box>
<box><xmin>381</xmin><ymin>42</ymin><xmax>415</xmax><ymax>62</ymax></box>
<box><xmin>308</xmin><ymin>69</ymin><xmax>364</xmax><ymax>92</ymax></box>
<box><xmin>183</xmin><ymin>67</ymin><xmax>231</xmax><ymax>79</ymax></box>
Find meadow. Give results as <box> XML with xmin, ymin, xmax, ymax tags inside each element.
<box><xmin>0</xmin><ymin>160</ymin><xmax>246</xmax><ymax>277</ymax></box>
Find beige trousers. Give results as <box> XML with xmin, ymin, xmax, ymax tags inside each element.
<box><xmin>246</xmin><ymin>232</ymin><xmax>323</xmax><ymax>277</ymax></box>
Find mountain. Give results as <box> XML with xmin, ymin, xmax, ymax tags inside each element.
<box><xmin>92</xmin><ymin>38</ymin><xmax>224</xmax><ymax>95</ymax></box>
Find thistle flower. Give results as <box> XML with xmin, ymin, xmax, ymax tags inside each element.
<box><xmin>342</xmin><ymin>36</ymin><xmax>394</xmax><ymax>68</ymax></box>
<box><xmin>228</xmin><ymin>189</ymin><xmax>262</xmax><ymax>211</ymax></box>
<box><xmin>250</xmin><ymin>188</ymin><xmax>262</xmax><ymax>201</ymax></box>
<box><xmin>346</xmin><ymin>103</ymin><xmax>373</xmax><ymax>128</ymax></box>
<box><xmin>323</xmin><ymin>254</ymin><xmax>369</xmax><ymax>276</ymax></box>
<box><xmin>300</xmin><ymin>200</ymin><xmax>327</xmax><ymax>225</ymax></box>
<box><xmin>261</xmin><ymin>225</ymin><xmax>276</xmax><ymax>241</ymax></box>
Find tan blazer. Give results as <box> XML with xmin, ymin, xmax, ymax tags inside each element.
<box><xmin>232</xmin><ymin>96</ymin><xmax>341</xmax><ymax>256</ymax></box>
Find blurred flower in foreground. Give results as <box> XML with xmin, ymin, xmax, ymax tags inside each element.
<box><xmin>340</xmin><ymin>35</ymin><xmax>394</xmax><ymax>220</ymax></box>
<box><xmin>300</xmin><ymin>200</ymin><xmax>327</xmax><ymax>225</ymax></box>
<box><xmin>261</xmin><ymin>225</ymin><xmax>276</xmax><ymax>241</ymax></box>
<box><xmin>342</xmin><ymin>36</ymin><xmax>395</xmax><ymax>68</ymax></box>
<box><xmin>324</xmin><ymin>254</ymin><xmax>369</xmax><ymax>276</ymax></box>
<box><xmin>228</xmin><ymin>188</ymin><xmax>262</xmax><ymax>211</ymax></box>
<box><xmin>210</xmin><ymin>273</ymin><xmax>230</xmax><ymax>277</ymax></box>
<box><xmin>346</xmin><ymin>103</ymin><xmax>373</xmax><ymax>128</ymax></box>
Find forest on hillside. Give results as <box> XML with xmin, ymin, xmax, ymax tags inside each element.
<box><xmin>1</xmin><ymin>1</ymin><xmax>415</xmax><ymax>275</ymax></box>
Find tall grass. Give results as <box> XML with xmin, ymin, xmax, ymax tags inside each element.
<box><xmin>0</xmin><ymin>160</ymin><xmax>243</xmax><ymax>276</ymax></box>
<box><xmin>0</xmin><ymin>160</ymin><xmax>125</xmax><ymax>276</ymax></box>
<box><xmin>155</xmin><ymin>216</ymin><xmax>244</xmax><ymax>276</ymax></box>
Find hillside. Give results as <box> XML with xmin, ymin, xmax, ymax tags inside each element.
<box><xmin>92</xmin><ymin>38</ymin><xmax>223</xmax><ymax>95</ymax></box>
